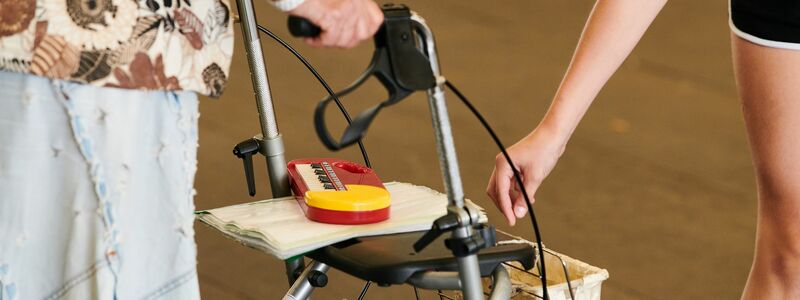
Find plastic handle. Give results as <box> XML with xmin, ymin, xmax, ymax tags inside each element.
<box><xmin>242</xmin><ymin>154</ymin><xmax>256</xmax><ymax>196</ymax></box>
<box><xmin>413</xmin><ymin>214</ymin><xmax>460</xmax><ymax>252</ymax></box>
<box><xmin>288</xmin><ymin>16</ymin><xmax>322</xmax><ymax>37</ymax></box>
<box><xmin>233</xmin><ymin>138</ymin><xmax>261</xmax><ymax>196</ymax></box>
<box><xmin>413</xmin><ymin>226</ymin><xmax>442</xmax><ymax>252</ymax></box>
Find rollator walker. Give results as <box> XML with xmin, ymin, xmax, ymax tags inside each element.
<box><xmin>218</xmin><ymin>1</ymin><xmax>562</xmax><ymax>299</ymax></box>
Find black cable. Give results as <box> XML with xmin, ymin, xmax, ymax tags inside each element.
<box><xmin>357</xmin><ymin>281</ymin><xmax>372</xmax><ymax>300</ymax></box>
<box><xmin>444</xmin><ymin>80</ymin><xmax>549</xmax><ymax>299</ymax></box>
<box><xmin>319</xmin><ymin>65</ymin><xmax>371</xmax><ymax>103</ymax></box>
<box><xmin>256</xmin><ymin>25</ymin><xmax>372</xmax><ymax>168</ymax></box>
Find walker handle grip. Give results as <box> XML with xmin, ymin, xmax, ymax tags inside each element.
<box><xmin>288</xmin><ymin>16</ymin><xmax>322</xmax><ymax>37</ymax></box>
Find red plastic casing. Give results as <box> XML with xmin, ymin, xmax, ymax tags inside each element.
<box><xmin>287</xmin><ymin>158</ymin><xmax>390</xmax><ymax>225</ymax></box>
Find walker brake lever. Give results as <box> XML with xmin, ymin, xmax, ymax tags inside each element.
<box><xmin>289</xmin><ymin>4</ymin><xmax>437</xmax><ymax>151</ymax></box>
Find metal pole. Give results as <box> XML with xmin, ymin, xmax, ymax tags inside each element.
<box><xmin>412</xmin><ymin>14</ymin><xmax>484</xmax><ymax>300</ymax></box>
<box><xmin>487</xmin><ymin>266</ymin><xmax>511</xmax><ymax>300</ymax></box>
<box><xmin>406</xmin><ymin>266</ymin><xmax>511</xmax><ymax>299</ymax></box>
<box><xmin>234</xmin><ymin>0</ymin><xmax>303</xmax><ymax>285</ymax></box>
<box><xmin>283</xmin><ymin>261</ymin><xmax>330</xmax><ymax>300</ymax></box>
<box><xmin>234</xmin><ymin>0</ymin><xmax>292</xmax><ymax>198</ymax></box>
<box><xmin>235</xmin><ymin>0</ymin><xmax>279</xmax><ymax>140</ymax></box>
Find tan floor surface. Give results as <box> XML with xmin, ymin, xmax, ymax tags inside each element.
<box><xmin>195</xmin><ymin>1</ymin><xmax>753</xmax><ymax>299</ymax></box>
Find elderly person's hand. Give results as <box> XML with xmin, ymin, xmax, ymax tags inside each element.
<box><xmin>289</xmin><ymin>0</ymin><xmax>383</xmax><ymax>48</ymax></box>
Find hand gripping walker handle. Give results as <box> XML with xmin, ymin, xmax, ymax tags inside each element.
<box><xmin>307</xmin><ymin>4</ymin><xmax>436</xmax><ymax>152</ymax></box>
<box><xmin>287</xmin><ymin>16</ymin><xmax>322</xmax><ymax>37</ymax></box>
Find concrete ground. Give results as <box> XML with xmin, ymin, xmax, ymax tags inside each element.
<box><xmin>194</xmin><ymin>0</ymin><xmax>753</xmax><ymax>298</ymax></box>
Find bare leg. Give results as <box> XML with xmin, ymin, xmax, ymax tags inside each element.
<box><xmin>733</xmin><ymin>34</ymin><xmax>800</xmax><ymax>299</ymax></box>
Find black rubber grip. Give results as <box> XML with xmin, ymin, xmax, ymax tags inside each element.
<box><xmin>288</xmin><ymin>16</ymin><xmax>322</xmax><ymax>37</ymax></box>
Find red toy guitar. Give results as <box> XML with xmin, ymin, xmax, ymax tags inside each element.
<box><xmin>287</xmin><ymin>159</ymin><xmax>390</xmax><ymax>224</ymax></box>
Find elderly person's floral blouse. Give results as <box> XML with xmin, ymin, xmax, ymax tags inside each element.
<box><xmin>0</xmin><ymin>0</ymin><xmax>303</xmax><ymax>98</ymax></box>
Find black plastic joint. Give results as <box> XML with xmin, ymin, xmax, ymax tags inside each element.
<box><xmin>307</xmin><ymin>270</ymin><xmax>328</xmax><ymax>288</ymax></box>
<box><xmin>232</xmin><ymin>138</ymin><xmax>260</xmax><ymax>158</ymax></box>
<box><xmin>444</xmin><ymin>235</ymin><xmax>485</xmax><ymax>258</ymax></box>
<box><xmin>434</xmin><ymin>213</ymin><xmax>460</xmax><ymax>230</ymax></box>
<box><xmin>412</xmin><ymin>213</ymin><xmax>461</xmax><ymax>252</ymax></box>
<box><xmin>476</xmin><ymin>225</ymin><xmax>497</xmax><ymax>248</ymax></box>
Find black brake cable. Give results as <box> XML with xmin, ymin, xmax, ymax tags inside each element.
<box><xmin>444</xmin><ymin>80</ymin><xmax>549</xmax><ymax>299</ymax></box>
<box><xmin>357</xmin><ymin>281</ymin><xmax>372</xmax><ymax>300</ymax></box>
<box><xmin>256</xmin><ymin>25</ymin><xmax>372</xmax><ymax>168</ymax></box>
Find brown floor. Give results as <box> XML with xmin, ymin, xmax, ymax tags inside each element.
<box><xmin>194</xmin><ymin>0</ymin><xmax>753</xmax><ymax>299</ymax></box>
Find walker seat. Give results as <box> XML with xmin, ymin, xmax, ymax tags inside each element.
<box><xmin>308</xmin><ymin>230</ymin><xmax>535</xmax><ymax>286</ymax></box>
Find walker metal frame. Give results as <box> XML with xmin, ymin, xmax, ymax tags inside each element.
<box><xmin>228</xmin><ymin>1</ymin><xmax>574</xmax><ymax>299</ymax></box>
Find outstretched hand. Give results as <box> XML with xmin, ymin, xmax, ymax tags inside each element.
<box><xmin>289</xmin><ymin>0</ymin><xmax>383</xmax><ymax>48</ymax></box>
<box><xmin>486</xmin><ymin>127</ymin><xmax>566</xmax><ymax>226</ymax></box>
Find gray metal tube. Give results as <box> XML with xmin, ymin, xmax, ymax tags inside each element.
<box><xmin>487</xmin><ymin>266</ymin><xmax>511</xmax><ymax>300</ymax></box>
<box><xmin>413</xmin><ymin>18</ymin><xmax>464</xmax><ymax>209</ymax></box>
<box><xmin>234</xmin><ymin>0</ymin><xmax>291</xmax><ymax>199</ymax></box>
<box><xmin>453</xmin><ymin>226</ymin><xmax>484</xmax><ymax>300</ymax></box>
<box><xmin>406</xmin><ymin>266</ymin><xmax>511</xmax><ymax>300</ymax></box>
<box><xmin>407</xmin><ymin>271</ymin><xmax>462</xmax><ymax>290</ymax></box>
<box><xmin>258</xmin><ymin>134</ymin><xmax>292</xmax><ymax>198</ymax></box>
<box><xmin>411</xmin><ymin>14</ymin><xmax>484</xmax><ymax>300</ymax></box>
<box><xmin>235</xmin><ymin>0</ymin><xmax>280</xmax><ymax>140</ymax></box>
<box><xmin>234</xmin><ymin>0</ymin><xmax>300</xmax><ymax>286</ymax></box>
<box><xmin>283</xmin><ymin>261</ymin><xmax>330</xmax><ymax>300</ymax></box>
<box><xmin>427</xmin><ymin>85</ymin><xmax>466</xmax><ymax>209</ymax></box>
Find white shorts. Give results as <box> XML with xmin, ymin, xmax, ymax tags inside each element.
<box><xmin>0</xmin><ymin>71</ymin><xmax>201</xmax><ymax>299</ymax></box>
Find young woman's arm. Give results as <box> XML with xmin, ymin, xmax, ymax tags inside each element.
<box><xmin>487</xmin><ymin>0</ymin><xmax>668</xmax><ymax>226</ymax></box>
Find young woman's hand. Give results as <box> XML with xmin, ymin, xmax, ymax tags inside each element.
<box><xmin>289</xmin><ymin>0</ymin><xmax>383</xmax><ymax>48</ymax></box>
<box><xmin>486</xmin><ymin>126</ymin><xmax>567</xmax><ymax>226</ymax></box>
<box><xmin>484</xmin><ymin>0</ymin><xmax>667</xmax><ymax>226</ymax></box>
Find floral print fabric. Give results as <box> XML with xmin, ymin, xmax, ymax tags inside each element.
<box><xmin>0</xmin><ymin>0</ymin><xmax>234</xmax><ymax>98</ymax></box>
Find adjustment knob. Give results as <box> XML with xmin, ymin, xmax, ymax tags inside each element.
<box><xmin>307</xmin><ymin>270</ymin><xmax>328</xmax><ymax>287</ymax></box>
<box><xmin>233</xmin><ymin>138</ymin><xmax>261</xmax><ymax>196</ymax></box>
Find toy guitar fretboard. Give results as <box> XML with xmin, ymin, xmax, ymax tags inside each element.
<box><xmin>288</xmin><ymin>159</ymin><xmax>390</xmax><ymax>225</ymax></box>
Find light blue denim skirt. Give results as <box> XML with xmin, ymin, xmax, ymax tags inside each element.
<box><xmin>0</xmin><ymin>71</ymin><xmax>201</xmax><ymax>299</ymax></box>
